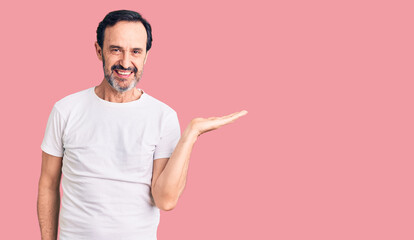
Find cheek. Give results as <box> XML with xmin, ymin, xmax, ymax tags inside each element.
<box><xmin>104</xmin><ymin>65</ymin><xmax>112</xmax><ymax>73</ymax></box>
<box><xmin>135</xmin><ymin>60</ymin><xmax>146</xmax><ymax>69</ymax></box>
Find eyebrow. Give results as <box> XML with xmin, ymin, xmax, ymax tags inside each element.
<box><xmin>109</xmin><ymin>45</ymin><xmax>122</xmax><ymax>49</ymax></box>
<box><xmin>109</xmin><ymin>45</ymin><xmax>144</xmax><ymax>51</ymax></box>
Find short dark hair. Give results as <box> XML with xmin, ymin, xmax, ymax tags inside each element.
<box><xmin>96</xmin><ymin>10</ymin><xmax>153</xmax><ymax>51</ymax></box>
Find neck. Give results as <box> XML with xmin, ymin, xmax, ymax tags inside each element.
<box><xmin>94</xmin><ymin>79</ymin><xmax>142</xmax><ymax>103</ymax></box>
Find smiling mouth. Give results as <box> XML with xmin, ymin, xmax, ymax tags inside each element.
<box><xmin>114</xmin><ymin>70</ymin><xmax>133</xmax><ymax>78</ymax></box>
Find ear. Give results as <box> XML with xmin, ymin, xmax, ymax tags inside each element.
<box><xmin>95</xmin><ymin>42</ymin><xmax>103</xmax><ymax>61</ymax></box>
<box><xmin>144</xmin><ymin>51</ymin><xmax>150</xmax><ymax>64</ymax></box>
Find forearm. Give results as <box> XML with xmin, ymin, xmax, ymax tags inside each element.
<box><xmin>37</xmin><ymin>186</ymin><xmax>60</xmax><ymax>240</ymax></box>
<box><xmin>151</xmin><ymin>110</ymin><xmax>247</xmax><ymax>210</ymax></box>
<box><xmin>152</xmin><ymin>128</ymin><xmax>198</xmax><ymax>209</ymax></box>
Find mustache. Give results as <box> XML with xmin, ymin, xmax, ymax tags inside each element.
<box><xmin>111</xmin><ymin>65</ymin><xmax>138</xmax><ymax>73</ymax></box>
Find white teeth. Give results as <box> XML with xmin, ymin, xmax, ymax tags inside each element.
<box><xmin>116</xmin><ymin>71</ymin><xmax>131</xmax><ymax>75</ymax></box>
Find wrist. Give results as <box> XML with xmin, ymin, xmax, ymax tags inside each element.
<box><xmin>182</xmin><ymin>126</ymin><xmax>199</xmax><ymax>142</ymax></box>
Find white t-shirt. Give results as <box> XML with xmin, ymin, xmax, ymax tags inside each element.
<box><xmin>41</xmin><ymin>87</ymin><xmax>181</xmax><ymax>240</ymax></box>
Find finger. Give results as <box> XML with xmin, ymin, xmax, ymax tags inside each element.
<box><xmin>219</xmin><ymin>110</ymin><xmax>248</xmax><ymax>119</ymax></box>
<box><xmin>218</xmin><ymin>110</ymin><xmax>248</xmax><ymax>125</ymax></box>
<box><xmin>221</xmin><ymin>110</ymin><xmax>248</xmax><ymax>120</ymax></box>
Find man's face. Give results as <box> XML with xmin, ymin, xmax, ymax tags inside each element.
<box><xmin>95</xmin><ymin>21</ymin><xmax>149</xmax><ymax>92</ymax></box>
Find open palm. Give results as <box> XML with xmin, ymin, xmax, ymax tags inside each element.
<box><xmin>189</xmin><ymin>110</ymin><xmax>248</xmax><ymax>137</ymax></box>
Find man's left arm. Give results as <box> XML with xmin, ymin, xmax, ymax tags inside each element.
<box><xmin>151</xmin><ymin>110</ymin><xmax>248</xmax><ymax>211</ymax></box>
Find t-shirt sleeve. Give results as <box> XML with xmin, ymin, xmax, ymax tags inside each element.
<box><xmin>41</xmin><ymin>105</ymin><xmax>65</xmax><ymax>158</ymax></box>
<box><xmin>153</xmin><ymin>111</ymin><xmax>181</xmax><ymax>160</ymax></box>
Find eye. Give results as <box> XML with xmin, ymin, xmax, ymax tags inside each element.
<box><xmin>111</xmin><ymin>48</ymin><xmax>121</xmax><ymax>53</ymax></box>
<box><xmin>133</xmin><ymin>49</ymin><xmax>143</xmax><ymax>55</ymax></box>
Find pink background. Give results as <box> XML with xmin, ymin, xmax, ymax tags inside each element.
<box><xmin>1</xmin><ymin>0</ymin><xmax>413</xmax><ymax>239</ymax></box>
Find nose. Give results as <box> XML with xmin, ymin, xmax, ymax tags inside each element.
<box><xmin>120</xmin><ymin>52</ymin><xmax>133</xmax><ymax>70</ymax></box>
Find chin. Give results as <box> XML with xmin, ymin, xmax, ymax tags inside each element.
<box><xmin>115</xmin><ymin>82</ymin><xmax>137</xmax><ymax>93</ymax></box>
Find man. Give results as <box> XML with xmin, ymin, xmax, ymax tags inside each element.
<box><xmin>37</xmin><ymin>10</ymin><xmax>247</xmax><ymax>240</ymax></box>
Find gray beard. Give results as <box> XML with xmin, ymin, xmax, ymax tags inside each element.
<box><xmin>102</xmin><ymin>58</ymin><xmax>143</xmax><ymax>93</ymax></box>
<box><xmin>104</xmin><ymin>71</ymin><xmax>141</xmax><ymax>93</ymax></box>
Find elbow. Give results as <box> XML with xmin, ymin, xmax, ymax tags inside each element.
<box><xmin>154</xmin><ymin>197</ymin><xmax>178</xmax><ymax>211</ymax></box>
<box><xmin>38</xmin><ymin>175</ymin><xmax>60</xmax><ymax>192</ymax></box>
<box><xmin>152</xmin><ymin>186</ymin><xmax>182</xmax><ymax>211</ymax></box>
<box><xmin>158</xmin><ymin>200</ymin><xmax>177</xmax><ymax>211</ymax></box>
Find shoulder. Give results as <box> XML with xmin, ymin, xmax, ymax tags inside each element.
<box><xmin>142</xmin><ymin>92</ymin><xmax>177</xmax><ymax>116</ymax></box>
<box><xmin>53</xmin><ymin>87</ymin><xmax>93</xmax><ymax>115</ymax></box>
<box><xmin>142</xmin><ymin>92</ymin><xmax>180</xmax><ymax>130</ymax></box>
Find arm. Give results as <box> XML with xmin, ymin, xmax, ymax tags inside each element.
<box><xmin>37</xmin><ymin>151</ymin><xmax>63</xmax><ymax>240</ymax></box>
<box><xmin>151</xmin><ymin>110</ymin><xmax>248</xmax><ymax>211</ymax></box>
